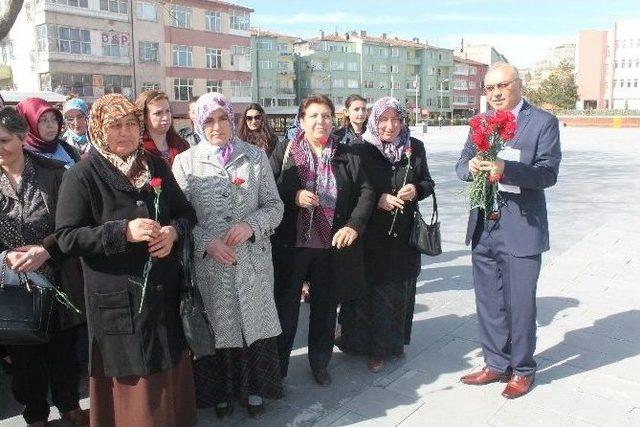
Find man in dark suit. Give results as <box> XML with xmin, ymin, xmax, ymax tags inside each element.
<box><xmin>455</xmin><ymin>62</ymin><xmax>561</xmax><ymax>399</ymax></box>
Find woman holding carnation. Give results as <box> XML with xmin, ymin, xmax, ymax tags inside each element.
<box><xmin>337</xmin><ymin>97</ymin><xmax>435</xmax><ymax>373</ymax></box>
<box><xmin>55</xmin><ymin>93</ymin><xmax>197</xmax><ymax>427</ymax></box>
<box><xmin>172</xmin><ymin>92</ymin><xmax>284</xmax><ymax>418</ymax></box>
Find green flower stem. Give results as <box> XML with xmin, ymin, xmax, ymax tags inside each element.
<box><xmin>138</xmin><ymin>191</ymin><xmax>161</xmax><ymax>314</ymax></box>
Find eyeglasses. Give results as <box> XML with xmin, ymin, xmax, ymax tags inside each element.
<box><xmin>484</xmin><ymin>78</ymin><xmax>519</xmax><ymax>94</ymax></box>
<box><xmin>245</xmin><ymin>115</ymin><xmax>262</xmax><ymax>122</ymax></box>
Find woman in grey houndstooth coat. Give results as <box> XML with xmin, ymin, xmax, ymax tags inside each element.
<box><xmin>172</xmin><ymin>92</ymin><xmax>284</xmax><ymax>418</ymax></box>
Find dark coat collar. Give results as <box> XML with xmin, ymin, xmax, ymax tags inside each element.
<box><xmin>88</xmin><ymin>150</ymin><xmax>158</xmax><ymax>193</ymax></box>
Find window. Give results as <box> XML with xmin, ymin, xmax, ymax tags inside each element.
<box><xmin>391</xmin><ymin>47</ymin><xmax>399</xmax><ymax>57</ymax></box>
<box><xmin>230</xmin><ymin>80</ymin><xmax>250</xmax><ymax>97</ymax></box>
<box><xmin>469</xmin><ymin>95</ymin><xmax>476</xmax><ymax>103</ymax></box>
<box><xmin>104</xmin><ymin>75</ymin><xmax>132</xmax><ymax>95</ymax></box>
<box><xmin>206</xmin><ymin>48</ymin><xmax>222</xmax><ymax>69</ymax></box>
<box><xmin>278</xmin><ymin>79</ymin><xmax>293</xmax><ymax>90</ymax></box>
<box><xmin>259</xmin><ymin>80</ymin><xmax>273</xmax><ymax>89</ymax></box>
<box><xmin>621</xmin><ymin>60</ymin><xmax>626</xmax><ymax>68</ymax></box>
<box><xmin>170</xmin><ymin>5</ymin><xmax>192</xmax><ymax>28</ymax></box>
<box><xmin>326</xmin><ymin>43</ymin><xmax>337</xmax><ymax>52</ymax></box>
<box><xmin>366</xmin><ymin>63</ymin><xmax>374</xmax><ymax>72</ymax></box>
<box><xmin>100</xmin><ymin>0</ymin><xmax>127</xmax><ymax>14</ymax></box>
<box><xmin>230</xmin><ymin>9</ymin><xmax>250</xmax><ymax>31</ymax></box>
<box><xmin>136</xmin><ymin>1</ymin><xmax>156</xmax><ymax>21</ymax></box>
<box><xmin>332</xmin><ymin>79</ymin><xmax>344</xmax><ymax>88</ymax></box>
<box><xmin>469</xmin><ymin>81</ymin><xmax>476</xmax><ymax>89</ymax></box>
<box><xmin>379</xmin><ymin>48</ymin><xmax>388</xmax><ymax>57</ymax></box>
<box><xmin>207</xmin><ymin>80</ymin><xmax>223</xmax><ymax>93</ymax></box>
<box><xmin>259</xmin><ymin>60</ymin><xmax>273</xmax><ymax>69</ymax></box>
<box><xmin>347</xmin><ymin>62</ymin><xmax>359</xmax><ymax>72</ymax></box>
<box><xmin>348</xmin><ymin>79</ymin><xmax>359</xmax><ymax>89</ymax></box>
<box><xmin>59</xmin><ymin>27</ymin><xmax>91</xmax><ymax>55</ymax></box>
<box><xmin>230</xmin><ymin>45</ymin><xmax>250</xmax><ymax>66</ymax></box>
<box><xmin>627</xmin><ymin>80</ymin><xmax>632</xmax><ymax>88</ymax></box>
<box><xmin>391</xmin><ymin>81</ymin><xmax>400</xmax><ymax>89</ymax></box>
<box><xmin>172</xmin><ymin>45</ymin><xmax>192</xmax><ymax>67</ymax></box>
<box><xmin>277</xmin><ymin>98</ymin><xmax>295</xmax><ymax>107</ymax></box>
<box><xmin>36</xmin><ymin>25</ymin><xmax>49</xmax><ymax>53</ymax></box>
<box><xmin>364</xmin><ymin>80</ymin><xmax>374</xmax><ymax>88</ymax></box>
<box><xmin>470</xmin><ymin>67</ymin><xmax>477</xmax><ymax>75</ymax></box>
<box><xmin>138</xmin><ymin>41</ymin><xmax>158</xmax><ymax>63</ymax></box>
<box><xmin>453</xmin><ymin>79</ymin><xmax>467</xmax><ymax>89</ymax></box>
<box><xmin>620</xmin><ymin>80</ymin><xmax>624</xmax><ymax>88</ymax></box>
<box><xmin>102</xmin><ymin>32</ymin><xmax>129</xmax><ymax>58</ymax></box>
<box><xmin>634</xmin><ymin>79</ymin><xmax>638</xmax><ymax>88</ymax></box>
<box><xmin>141</xmin><ymin>81</ymin><xmax>160</xmax><ymax>91</ymax></box>
<box><xmin>205</xmin><ymin>11</ymin><xmax>221</xmax><ymax>32</ymax></box>
<box><xmin>276</xmin><ymin>43</ymin><xmax>289</xmax><ymax>53</ymax></box>
<box><xmin>257</xmin><ymin>40</ymin><xmax>272</xmax><ymax>50</ymax></box>
<box><xmin>260</xmin><ymin>98</ymin><xmax>275</xmax><ymax>107</ymax></box>
<box><xmin>54</xmin><ymin>0</ymin><xmax>88</xmax><ymax>7</ymax></box>
<box><xmin>390</xmin><ymin>64</ymin><xmax>399</xmax><ymax>74</ymax></box>
<box><xmin>47</xmin><ymin>73</ymin><xmax>93</xmax><ymax>97</ymax></box>
<box><xmin>173</xmin><ymin>78</ymin><xmax>193</xmax><ymax>101</ymax></box>
<box><xmin>331</xmin><ymin>61</ymin><xmax>345</xmax><ymax>71</ymax></box>
<box><xmin>366</xmin><ymin>96</ymin><xmax>374</xmax><ymax>104</ymax></box>
<box><xmin>379</xmin><ymin>64</ymin><xmax>388</xmax><ymax>73</ymax></box>
<box><xmin>363</xmin><ymin>46</ymin><xmax>372</xmax><ymax>55</ymax></box>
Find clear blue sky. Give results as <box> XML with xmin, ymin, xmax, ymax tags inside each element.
<box><xmin>242</xmin><ymin>0</ymin><xmax>640</xmax><ymax>68</ymax></box>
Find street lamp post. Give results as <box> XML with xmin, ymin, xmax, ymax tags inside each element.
<box><xmin>440</xmin><ymin>78</ymin><xmax>449</xmax><ymax>119</ymax></box>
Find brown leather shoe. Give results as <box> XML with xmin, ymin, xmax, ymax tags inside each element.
<box><xmin>502</xmin><ymin>375</ymin><xmax>535</xmax><ymax>399</ymax></box>
<box><xmin>460</xmin><ymin>367</ymin><xmax>511</xmax><ymax>385</ymax></box>
<box><xmin>61</xmin><ymin>408</ymin><xmax>90</xmax><ymax>427</ymax></box>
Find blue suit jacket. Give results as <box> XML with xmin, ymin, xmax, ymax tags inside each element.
<box><xmin>455</xmin><ymin>100</ymin><xmax>562</xmax><ymax>257</ymax></box>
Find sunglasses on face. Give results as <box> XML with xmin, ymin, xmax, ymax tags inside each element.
<box><xmin>245</xmin><ymin>115</ymin><xmax>262</xmax><ymax>122</ymax></box>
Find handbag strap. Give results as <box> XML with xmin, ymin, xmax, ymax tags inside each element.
<box><xmin>429</xmin><ymin>193</ymin><xmax>438</xmax><ymax>225</ymax></box>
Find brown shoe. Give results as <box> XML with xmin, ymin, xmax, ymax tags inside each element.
<box><xmin>61</xmin><ymin>408</ymin><xmax>90</xmax><ymax>427</ymax></box>
<box><xmin>460</xmin><ymin>367</ymin><xmax>511</xmax><ymax>385</ymax></box>
<box><xmin>367</xmin><ymin>358</ymin><xmax>385</xmax><ymax>373</ymax></box>
<box><xmin>502</xmin><ymin>375</ymin><xmax>534</xmax><ymax>399</ymax></box>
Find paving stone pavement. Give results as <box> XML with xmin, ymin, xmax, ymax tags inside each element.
<box><xmin>1</xmin><ymin>126</ymin><xmax>639</xmax><ymax>426</ymax></box>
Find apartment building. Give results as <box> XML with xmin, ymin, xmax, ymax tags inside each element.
<box><xmin>576</xmin><ymin>20</ymin><xmax>640</xmax><ymax>110</ymax></box>
<box><xmin>4</xmin><ymin>0</ymin><xmax>253</xmax><ymax>115</ymax></box>
<box><xmin>453</xmin><ymin>56</ymin><xmax>488</xmax><ymax>117</ymax></box>
<box><xmin>294</xmin><ymin>30</ymin><xmax>454</xmax><ymax>118</ymax></box>
<box><xmin>250</xmin><ymin>28</ymin><xmax>297</xmax><ymax>108</ymax></box>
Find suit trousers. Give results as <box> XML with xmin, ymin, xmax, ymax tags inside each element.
<box><xmin>472</xmin><ymin>219</ymin><xmax>541</xmax><ymax>377</ymax></box>
<box><xmin>274</xmin><ymin>246</ymin><xmax>337</xmax><ymax>377</ymax></box>
<box><xmin>6</xmin><ymin>325</ymin><xmax>82</xmax><ymax>424</ymax></box>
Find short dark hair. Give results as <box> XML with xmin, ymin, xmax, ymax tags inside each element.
<box><xmin>298</xmin><ymin>94</ymin><xmax>335</xmax><ymax>119</ymax></box>
<box><xmin>0</xmin><ymin>107</ymin><xmax>28</xmax><ymax>139</ymax></box>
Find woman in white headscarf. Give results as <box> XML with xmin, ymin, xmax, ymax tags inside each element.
<box><xmin>172</xmin><ymin>92</ymin><xmax>284</xmax><ymax>418</ymax></box>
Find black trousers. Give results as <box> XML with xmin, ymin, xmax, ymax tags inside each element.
<box><xmin>5</xmin><ymin>326</ymin><xmax>82</xmax><ymax>424</ymax></box>
<box><xmin>274</xmin><ymin>246</ymin><xmax>337</xmax><ymax>377</ymax></box>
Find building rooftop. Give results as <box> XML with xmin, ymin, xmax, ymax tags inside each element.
<box><xmin>453</xmin><ymin>56</ymin><xmax>488</xmax><ymax>66</ymax></box>
<box><xmin>202</xmin><ymin>0</ymin><xmax>253</xmax><ymax>12</ymax></box>
<box><xmin>250</xmin><ymin>27</ymin><xmax>298</xmax><ymax>41</ymax></box>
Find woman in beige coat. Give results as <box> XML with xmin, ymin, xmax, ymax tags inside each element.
<box><xmin>172</xmin><ymin>92</ymin><xmax>284</xmax><ymax>418</ymax></box>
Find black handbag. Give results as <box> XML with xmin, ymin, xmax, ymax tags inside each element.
<box><xmin>0</xmin><ymin>251</ymin><xmax>55</xmax><ymax>345</ymax></box>
<box><xmin>178</xmin><ymin>223</ymin><xmax>216</xmax><ymax>360</ymax></box>
<box><xmin>409</xmin><ymin>193</ymin><xmax>442</xmax><ymax>256</ymax></box>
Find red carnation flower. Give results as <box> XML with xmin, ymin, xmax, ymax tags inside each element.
<box><xmin>499</xmin><ymin>121</ymin><xmax>516</xmax><ymax>141</ymax></box>
<box><xmin>472</xmin><ymin>130</ymin><xmax>490</xmax><ymax>152</ymax></box>
<box><xmin>405</xmin><ymin>147</ymin><xmax>413</xmax><ymax>157</ymax></box>
<box><xmin>487</xmin><ymin>173</ymin><xmax>503</xmax><ymax>183</ymax></box>
<box><xmin>149</xmin><ymin>177</ymin><xmax>162</xmax><ymax>193</ymax></box>
<box><xmin>232</xmin><ymin>177</ymin><xmax>245</xmax><ymax>186</ymax></box>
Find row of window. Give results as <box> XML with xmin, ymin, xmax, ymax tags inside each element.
<box><xmin>171</xmin><ymin>45</ymin><xmax>248</xmax><ymax>68</ymax></box>
<box><xmin>255</xmin><ymin>41</ymin><xmax>292</xmax><ymax>53</ymax></box>
<box><xmin>35</xmin><ymin>24</ymin><xmax>130</xmax><ymax>58</ymax></box>
<box><xmin>614</xmin><ymin>59</ymin><xmax>640</xmax><ymax>68</ymax></box>
<box><xmin>39</xmin><ymin>72</ymin><xmax>132</xmax><ymax>97</ymax></box>
<box><xmin>259</xmin><ymin>98</ymin><xmax>297</xmax><ymax>108</ymax></box>
<box><xmin>37</xmin><ymin>0</ymin><xmax>127</xmax><ymax>14</ymax></box>
<box><xmin>173</xmin><ymin>79</ymin><xmax>250</xmax><ymax>100</ymax></box>
<box><xmin>453</xmin><ymin>95</ymin><xmax>477</xmax><ymax>104</ymax></box>
<box><xmin>611</xmin><ymin>79</ymin><xmax>639</xmax><ymax>89</ymax></box>
<box><xmin>168</xmin><ymin>5</ymin><xmax>249</xmax><ymax>31</ymax></box>
<box><xmin>452</xmin><ymin>80</ymin><xmax>478</xmax><ymax>90</ymax></box>
<box><xmin>615</xmin><ymin>39</ymin><xmax>640</xmax><ymax>50</ymax></box>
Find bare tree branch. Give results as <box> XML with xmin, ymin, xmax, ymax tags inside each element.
<box><xmin>0</xmin><ymin>0</ymin><xmax>23</xmax><ymax>41</ymax></box>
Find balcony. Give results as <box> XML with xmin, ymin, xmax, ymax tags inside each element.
<box><xmin>407</xmin><ymin>57</ymin><xmax>421</xmax><ymax>66</ymax></box>
<box><xmin>278</xmin><ymin>88</ymin><xmax>295</xmax><ymax>95</ymax></box>
<box><xmin>34</xmin><ymin>1</ymin><xmax>129</xmax><ymax>22</ymax></box>
<box><xmin>38</xmin><ymin>51</ymin><xmax>131</xmax><ymax>66</ymax></box>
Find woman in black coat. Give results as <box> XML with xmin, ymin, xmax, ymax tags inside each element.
<box><xmin>0</xmin><ymin>107</ymin><xmax>87</xmax><ymax>426</ymax></box>
<box><xmin>270</xmin><ymin>94</ymin><xmax>375</xmax><ymax>386</ymax></box>
<box><xmin>55</xmin><ymin>94</ymin><xmax>197</xmax><ymax>427</ymax></box>
<box><xmin>333</xmin><ymin>94</ymin><xmax>368</xmax><ymax>145</ymax></box>
<box><xmin>337</xmin><ymin>97</ymin><xmax>435</xmax><ymax>373</ymax></box>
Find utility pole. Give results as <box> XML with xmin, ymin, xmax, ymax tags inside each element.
<box><xmin>415</xmin><ymin>74</ymin><xmax>419</xmax><ymax>124</ymax></box>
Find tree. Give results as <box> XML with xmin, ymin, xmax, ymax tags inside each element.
<box><xmin>525</xmin><ymin>60</ymin><xmax>578</xmax><ymax>110</ymax></box>
<box><xmin>0</xmin><ymin>0</ymin><xmax>23</xmax><ymax>41</ymax></box>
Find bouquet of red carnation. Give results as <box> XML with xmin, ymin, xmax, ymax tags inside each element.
<box><xmin>467</xmin><ymin>111</ymin><xmax>516</xmax><ymax>216</ymax></box>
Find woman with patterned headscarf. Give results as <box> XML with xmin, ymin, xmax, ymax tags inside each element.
<box><xmin>336</xmin><ymin>97</ymin><xmax>435</xmax><ymax>373</ymax></box>
<box><xmin>172</xmin><ymin>92</ymin><xmax>284</xmax><ymax>418</ymax></box>
<box><xmin>62</xmin><ymin>97</ymin><xmax>91</xmax><ymax>156</ymax></box>
<box><xmin>55</xmin><ymin>94</ymin><xmax>197</xmax><ymax>427</ymax></box>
